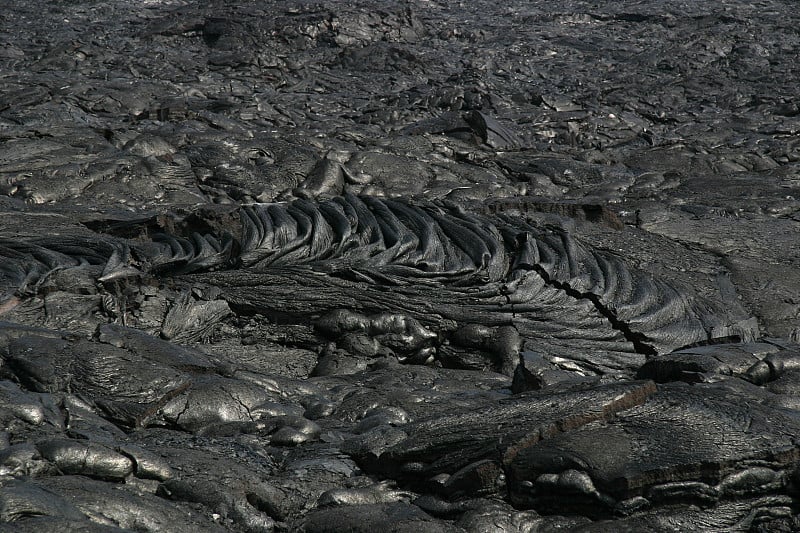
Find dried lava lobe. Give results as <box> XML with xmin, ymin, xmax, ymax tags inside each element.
<box><xmin>1</xmin><ymin>0</ymin><xmax>800</xmax><ymax>532</ymax></box>
<box><xmin>0</xmin><ymin>195</ymin><xmax>756</xmax><ymax>375</ymax></box>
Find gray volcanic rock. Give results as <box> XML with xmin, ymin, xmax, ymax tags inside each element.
<box><xmin>343</xmin><ymin>380</ymin><xmax>657</xmax><ymax>480</ymax></box>
<box><xmin>505</xmin><ymin>382</ymin><xmax>800</xmax><ymax>515</ymax></box>
<box><xmin>1</xmin><ymin>0</ymin><xmax>800</xmax><ymax>531</ymax></box>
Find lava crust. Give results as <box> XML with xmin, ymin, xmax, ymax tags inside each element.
<box><xmin>1</xmin><ymin>0</ymin><xmax>800</xmax><ymax>531</ymax></box>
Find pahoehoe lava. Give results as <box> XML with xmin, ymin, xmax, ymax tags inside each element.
<box><xmin>1</xmin><ymin>0</ymin><xmax>800</xmax><ymax>531</ymax></box>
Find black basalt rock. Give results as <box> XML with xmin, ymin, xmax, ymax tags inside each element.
<box><xmin>1</xmin><ymin>0</ymin><xmax>800</xmax><ymax>530</ymax></box>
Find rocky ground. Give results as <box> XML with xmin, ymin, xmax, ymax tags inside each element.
<box><xmin>1</xmin><ymin>0</ymin><xmax>800</xmax><ymax>531</ymax></box>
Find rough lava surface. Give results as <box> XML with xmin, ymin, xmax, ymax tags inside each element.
<box><xmin>1</xmin><ymin>0</ymin><xmax>800</xmax><ymax>531</ymax></box>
